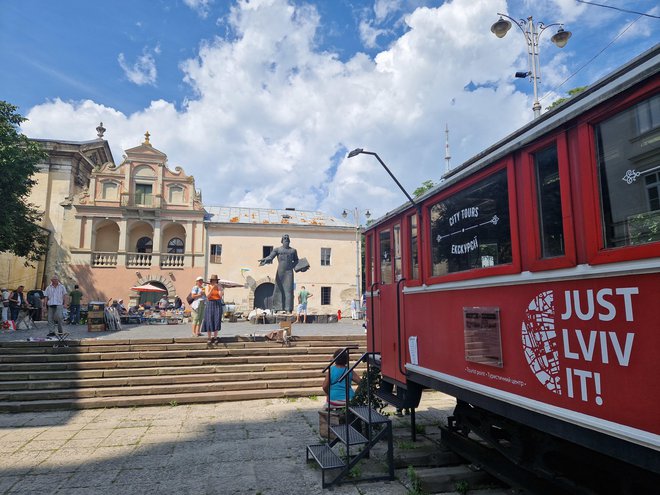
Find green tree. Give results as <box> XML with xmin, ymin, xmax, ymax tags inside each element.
<box><xmin>546</xmin><ymin>86</ymin><xmax>588</xmax><ymax>111</ymax></box>
<box><xmin>413</xmin><ymin>179</ymin><xmax>435</xmax><ymax>198</ymax></box>
<box><xmin>0</xmin><ymin>101</ymin><xmax>49</xmax><ymax>264</ymax></box>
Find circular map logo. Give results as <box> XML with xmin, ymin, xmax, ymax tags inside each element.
<box><xmin>521</xmin><ymin>291</ymin><xmax>561</xmax><ymax>395</ymax></box>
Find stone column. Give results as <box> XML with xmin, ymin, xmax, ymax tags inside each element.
<box><xmin>117</xmin><ymin>219</ymin><xmax>128</xmax><ymax>265</ymax></box>
<box><xmin>152</xmin><ymin>219</ymin><xmax>161</xmax><ymax>268</ymax></box>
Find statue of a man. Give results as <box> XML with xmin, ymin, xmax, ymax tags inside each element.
<box><xmin>258</xmin><ymin>234</ymin><xmax>299</xmax><ymax>312</ymax></box>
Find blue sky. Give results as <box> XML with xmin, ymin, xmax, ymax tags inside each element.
<box><xmin>2</xmin><ymin>0</ymin><xmax>658</xmax><ymax>219</ymax></box>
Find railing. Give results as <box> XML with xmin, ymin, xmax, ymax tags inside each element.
<box><xmin>120</xmin><ymin>193</ymin><xmax>161</xmax><ymax>208</ymax></box>
<box><xmin>91</xmin><ymin>252</ymin><xmax>118</xmax><ymax>267</ymax></box>
<box><xmin>89</xmin><ymin>251</ymin><xmax>191</xmax><ymax>268</ymax></box>
<box><xmin>160</xmin><ymin>254</ymin><xmax>184</xmax><ymax>268</ymax></box>
<box><xmin>127</xmin><ymin>253</ymin><xmax>153</xmax><ymax>268</ymax></box>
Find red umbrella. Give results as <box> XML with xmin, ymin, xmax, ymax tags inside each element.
<box><xmin>130</xmin><ymin>283</ymin><xmax>167</xmax><ymax>292</ymax></box>
<box><xmin>217</xmin><ymin>279</ymin><xmax>243</xmax><ymax>288</ymax></box>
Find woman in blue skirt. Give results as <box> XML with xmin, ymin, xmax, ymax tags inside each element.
<box><xmin>202</xmin><ymin>275</ymin><xmax>224</xmax><ymax>345</ymax></box>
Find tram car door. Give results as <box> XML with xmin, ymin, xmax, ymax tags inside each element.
<box><xmin>375</xmin><ymin>224</ymin><xmax>406</xmax><ymax>384</ymax></box>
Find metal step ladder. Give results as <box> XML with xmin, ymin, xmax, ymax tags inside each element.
<box><xmin>306</xmin><ymin>348</ymin><xmax>395</xmax><ymax>488</ymax></box>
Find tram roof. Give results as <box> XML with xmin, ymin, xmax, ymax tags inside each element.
<box><xmin>365</xmin><ymin>43</ymin><xmax>660</xmax><ymax>232</ymax></box>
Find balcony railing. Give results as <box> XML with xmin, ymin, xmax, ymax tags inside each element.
<box><xmin>127</xmin><ymin>253</ymin><xmax>153</xmax><ymax>268</ymax></box>
<box><xmin>160</xmin><ymin>254</ymin><xmax>185</xmax><ymax>268</ymax></box>
<box><xmin>90</xmin><ymin>251</ymin><xmax>193</xmax><ymax>269</ymax></box>
<box><xmin>120</xmin><ymin>193</ymin><xmax>161</xmax><ymax>208</ymax></box>
<box><xmin>91</xmin><ymin>252</ymin><xmax>118</xmax><ymax>267</ymax></box>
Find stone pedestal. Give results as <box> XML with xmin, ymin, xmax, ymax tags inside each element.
<box><xmin>318</xmin><ymin>408</ymin><xmax>346</xmax><ymax>440</ymax></box>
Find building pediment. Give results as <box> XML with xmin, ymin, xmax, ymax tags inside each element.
<box><xmin>124</xmin><ymin>133</ymin><xmax>167</xmax><ymax>164</ymax></box>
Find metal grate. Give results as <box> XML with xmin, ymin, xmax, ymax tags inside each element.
<box><xmin>307</xmin><ymin>444</ymin><xmax>345</xmax><ymax>470</ymax></box>
<box><xmin>330</xmin><ymin>425</ymin><xmax>368</xmax><ymax>446</ymax></box>
<box><xmin>350</xmin><ymin>406</ymin><xmax>389</xmax><ymax>424</ymax></box>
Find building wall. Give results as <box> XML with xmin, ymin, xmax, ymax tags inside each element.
<box><xmin>0</xmin><ymin>139</ymin><xmax>109</xmax><ymax>292</ymax></box>
<box><xmin>206</xmin><ymin>224</ymin><xmax>358</xmax><ymax>315</ymax></box>
<box><xmin>2</xmin><ymin>134</ymin><xmax>360</xmax><ymax>319</ymax></box>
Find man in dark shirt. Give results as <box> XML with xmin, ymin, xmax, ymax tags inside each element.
<box><xmin>68</xmin><ymin>285</ymin><xmax>83</xmax><ymax>325</ymax></box>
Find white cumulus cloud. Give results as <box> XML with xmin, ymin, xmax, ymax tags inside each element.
<box><xmin>118</xmin><ymin>47</ymin><xmax>158</xmax><ymax>86</ymax></box>
<box><xmin>21</xmin><ymin>0</ymin><xmax>653</xmax><ymax>220</ymax></box>
<box><xmin>184</xmin><ymin>0</ymin><xmax>213</xmax><ymax>19</ymax></box>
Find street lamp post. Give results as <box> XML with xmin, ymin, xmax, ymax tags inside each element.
<box><xmin>342</xmin><ymin>207</ymin><xmax>370</xmax><ymax>319</ymax></box>
<box><xmin>347</xmin><ymin>148</ymin><xmax>424</xmax><ymax>287</ymax></box>
<box><xmin>491</xmin><ymin>13</ymin><xmax>571</xmax><ymax>118</ymax></box>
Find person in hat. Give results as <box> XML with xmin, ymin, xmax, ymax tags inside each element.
<box><xmin>189</xmin><ymin>276</ymin><xmax>206</xmax><ymax>337</ymax></box>
<box><xmin>202</xmin><ymin>274</ymin><xmax>224</xmax><ymax>345</ymax></box>
<box><xmin>43</xmin><ymin>276</ymin><xmax>68</xmax><ymax>336</ymax></box>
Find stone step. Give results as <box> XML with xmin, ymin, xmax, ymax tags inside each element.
<box><xmin>415</xmin><ymin>465</ymin><xmax>501</xmax><ymax>494</ymax></box>
<box><xmin>0</xmin><ymin>360</ymin><xmax>344</xmax><ymax>381</ymax></box>
<box><xmin>0</xmin><ymin>334</ymin><xmax>365</xmax><ymax>351</ymax></box>
<box><xmin>0</xmin><ymin>376</ymin><xmax>324</xmax><ymax>401</ymax></box>
<box><xmin>0</xmin><ymin>367</ymin><xmax>350</xmax><ymax>391</ymax></box>
<box><xmin>0</xmin><ymin>386</ymin><xmax>323</xmax><ymax>412</ymax></box>
<box><xmin>0</xmin><ymin>344</ymin><xmax>366</xmax><ymax>363</ymax></box>
<box><xmin>0</xmin><ymin>354</ymin><xmax>360</xmax><ymax>376</ymax></box>
<box><xmin>0</xmin><ymin>334</ymin><xmax>366</xmax><ymax>411</ymax></box>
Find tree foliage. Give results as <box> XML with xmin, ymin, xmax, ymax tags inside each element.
<box><xmin>0</xmin><ymin>101</ymin><xmax>49</xmax><ymax>263</ymax></box>
<box><xmin>413</xmin><ymin>179</ymin><xmax>435</xmax><ymax>198</ymax></box>
<box><xmin>546</xmin><ymin>86</ymin><xmax>588</xmax><ymax>111</ymax></box>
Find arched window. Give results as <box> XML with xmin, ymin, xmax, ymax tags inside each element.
<box><xmin>167</xmin><ymin>237</ymin><xmax>184</xmax><ymax>254</ymax></box>
<box><xmin>136</xmin><ymin>237</ymin><xmax>153</xmax><ymax>253</ymax></box>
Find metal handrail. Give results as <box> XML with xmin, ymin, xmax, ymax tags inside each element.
<box><xmin>369</xmin><ymin>282</ymin><xmax>379</xmax><ymax>363</ymax></box>
<box><xmin>396</xmin><ymin>277</ymin><xmax>408</xmax><ymax>377</ymax></box>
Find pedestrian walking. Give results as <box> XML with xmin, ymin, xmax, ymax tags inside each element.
<box><xmin>43</xmin><ymin>276</ymin><xmax>68</xmax><ymax>336</ymax></box>
<box><xmin>202</xmin><ymin>274</ymin><xmax>224</xmax><ymax>345</ymax></box>
<box><xmin>189</xmin><ymin>276</ymin><xmax>206</xmax><ymax>336</ymax></box>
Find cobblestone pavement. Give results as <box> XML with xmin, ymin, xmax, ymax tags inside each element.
<box><xmin>0</xmin><ymin>392</ymin><xmax>457</xmax><ymax>494</ymax></box>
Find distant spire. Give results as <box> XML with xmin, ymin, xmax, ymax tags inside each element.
<box><xmin>143</xmin><ymin>131</ymin><xmax>151</xmax><ymax>146</ymax></box>
<box><xmin>96</xmin><ymin>122</ymin><xmax>106</xmax><ymax>139</ymax></box>
<box><xmin>444</xmin><ymin>123</ymin><xmax>451</xmax><ymax>174</ymax></box>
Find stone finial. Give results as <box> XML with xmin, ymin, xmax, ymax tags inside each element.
<box><xmin>96</xmin><ymin>122</ymin><xmax>106</xmax><ymax>138</ymax></box>
<box><xmin>143</xmin><ymin>131</ymin><xmax>152</xmax><ymax>146</ymax></box>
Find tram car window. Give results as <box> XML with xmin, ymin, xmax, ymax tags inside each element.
<box><xmin>393</xmin><ymin>224</ymin><xmax>402</xmax><ymax>281</ymax></box>
<box><xmin>533</xmin><ymin>145</ymin><xmax>564</xmax><ymax>258</ymax></box>
<box><xmin>429</xmin><ymin>168</ymin><xmax>512</xmax><ymax>276</ymax></box>
<box><xmin>408</xmin><ymin>214</ymin><xmax>419</xmax><ymax>280</ymax></box>
<box><xmin>379</xmin><ymin>230</ymin><xmax>392</xmax><ymax>284</ymax></box>
<box><xmin>595</xmin><ymin>94</ymin><xmax>660</xmax><ymax>248</ymax></box>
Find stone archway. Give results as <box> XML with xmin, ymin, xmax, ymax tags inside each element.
<box><xmin>254</xmin><ymin>283</ymin><xmax>274</xmax><ymax>310</ymax></box>
<box><xmin>246</xmin><ymin>275</ymin><xmax>272</xmax><ymax>310</ymax></box>
<box><xmin>128</xmin><ymin>273</ymin><xmax>176</xmax><ymax>308</ymax></box>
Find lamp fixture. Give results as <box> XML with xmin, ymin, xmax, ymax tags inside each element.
<box><xmin>490</xmin><ymin>13</ymin><xmax>572</xmax><ymax>118</ymax></box>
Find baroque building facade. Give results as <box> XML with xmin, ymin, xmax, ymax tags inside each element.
<box><xmin>2</xmin><ymin>130</ymin><xmax>358</xmax><ymax>316</ymax></box>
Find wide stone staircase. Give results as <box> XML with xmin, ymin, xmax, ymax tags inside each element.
<box><xmin>0</xmin><ymin>335</ymin><xmax>366</xmax><ymax>412</ymax></box>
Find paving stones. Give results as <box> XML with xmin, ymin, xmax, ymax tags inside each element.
<box><xmin>0</xmin><ymin>388</ymin><xmax>458</xmax><ymax>494</ymax></box>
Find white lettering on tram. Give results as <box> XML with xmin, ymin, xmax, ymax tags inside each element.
<box><xmin>560</xmin><ymin>287</ymin><xmax>638</xmax><ymax>321</ymax></box>
<box><xmin>451</xmin><ymin>236</ymin><xmax>479</xmax><ymax>254</ymax></box>
<box><xmin>525</xmin><ymin>287</ymin><xmax>641</xmax><ymax>407</ymax></box>
<box><xmin>562</xmin><ymin>330</ymin><xmax>635</xmax><ymax>366</ymax></box>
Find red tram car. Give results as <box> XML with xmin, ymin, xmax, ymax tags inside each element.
<box><xmin>363</xmin><ymin>46</ymin><xmax>660</xmax><ymax>492</ymax></box>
